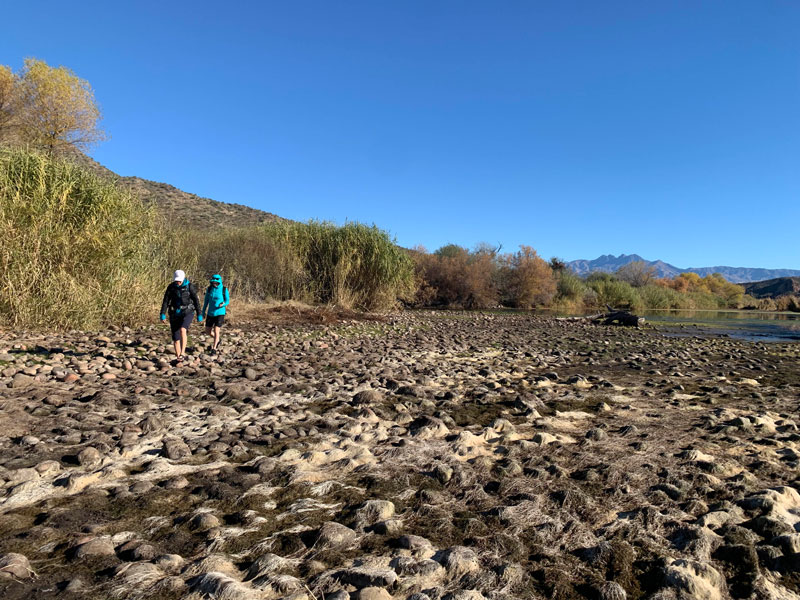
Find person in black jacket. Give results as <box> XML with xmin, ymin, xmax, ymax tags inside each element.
<box><xmin>160</xmin><ymin>269</ymin><xmax>203</xmax><ymax>362</ymax></box>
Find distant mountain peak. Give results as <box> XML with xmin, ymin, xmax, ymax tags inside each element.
<box><xmin>567</xmin><ymin>254</ymin><xmax>800</xmax><ymax>284</ymax></box>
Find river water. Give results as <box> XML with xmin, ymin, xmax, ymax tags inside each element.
<box><xmin>643</xmin><ymin>310</ymin><xmax>800</xmax><ymax>343</ymax></box>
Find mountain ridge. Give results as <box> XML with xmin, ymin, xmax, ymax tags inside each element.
<box><xmin>568</xmin><ymin>254</ymin><xmax>800</xmax><ymax>284</ymax></box>
<box><xmin>73</xmin><ymin>152</ymin><xmax>283</xmax><ymax>229</ymax></box>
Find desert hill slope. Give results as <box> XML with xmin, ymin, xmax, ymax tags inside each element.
<box><xmin>744</xmin><ymin>277</ymin><xmax>800</xmax><ymax>299</ymax></box>
<box><xmin>73</xmin><ymin>152</ymin><xmax>284</xmax><ymax>229</ymax></box>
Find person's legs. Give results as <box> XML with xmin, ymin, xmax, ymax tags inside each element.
<box><xmin>170</xmin><ymin>317</ymin><xmax>183</xmax><ymax>358</ymax></box>
<box><xmin>212</xmin><ymin>325</ymin><xmax>221</xmax><ymax>350</ymax></box>
<box><xmin>177</xmin><ymin>312</ymin><xmax>193</xmax><ymax>359</ymax></box>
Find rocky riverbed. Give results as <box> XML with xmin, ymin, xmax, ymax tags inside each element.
<box><xmin>0</xmin><ymin>311</ymin><xmax>799</xmax><ymax>600</ymax></box>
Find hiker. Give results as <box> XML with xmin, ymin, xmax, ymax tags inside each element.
<box><xmin>202</xmin><ymin>273</ymin><xmax>229</xmax><ymax>354</ymax></box>
<box><xmin>160</xmin><ymin>269</ymin><xmax>202</xmax><ymax>362</ymax></box>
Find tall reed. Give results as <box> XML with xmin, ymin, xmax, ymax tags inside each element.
<box><xmin>186</xmin><ymin>221</ymin><xmax>415</xmax><ymax>311</ymax></box>
<box><xmin>0</xmin><ymin>148</ymin><xmax>164</xmax><ymax>329</ymax></box>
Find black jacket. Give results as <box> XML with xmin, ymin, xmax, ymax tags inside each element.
<box><xmin>160</xmin><ymin>279</ymin><xmax>201</xmax><ymax>318</ymax></box>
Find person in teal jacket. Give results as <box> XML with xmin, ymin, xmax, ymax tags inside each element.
<box><xmin>202</xmin><ymin>274</ymin><xmax>229</xmax><ymax>354</ymax></box>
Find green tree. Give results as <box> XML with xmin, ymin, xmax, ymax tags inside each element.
<box><xmin>17</xmin><ymin>58</ymin><xmax>106</xmax><ymax>155</ymax></box>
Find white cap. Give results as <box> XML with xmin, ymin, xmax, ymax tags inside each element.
<box><xmin>173</xmin><ymin>269</ymin><xmax>186</xmax><ymax>282</ymax></box>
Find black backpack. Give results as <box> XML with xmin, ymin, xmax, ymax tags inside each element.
<box><xmin>169</xmin><ymin>282</ymin><xmax>194</xmax><ymax>315</ymax></box>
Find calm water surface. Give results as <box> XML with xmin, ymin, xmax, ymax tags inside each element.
<box><xmin>642</xmin><ymin>310</ymin><xmax>800</xmax><ymax>343</ymax></box>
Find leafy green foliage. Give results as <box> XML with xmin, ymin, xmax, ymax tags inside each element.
<box><xmin>587</xmin><ymin>278</ymin><xmax>643</xmax><ymax>311</ymax></box>
<box><xmin>637</xmin><ymin>284</ymin><xmax>690</xmax><ymax>309</ymax></box>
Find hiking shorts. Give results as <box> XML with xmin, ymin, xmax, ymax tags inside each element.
<box><xmin>169</xmin><ymin>312</ymin><xmax>193</xmax><ymax>341</ymax></box>
<box><xmin>205</xmin><ymin>315</ymin><xmax>225</xmax><ymax>328</ymax></box>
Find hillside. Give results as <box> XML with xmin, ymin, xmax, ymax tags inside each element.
<box><xmin>568</xmin><ymin>253</ymin><xmax>800</xmax><ymax>283</ymax></box>
<box><xmin>73</xmin><ymin>152</ymin><xmax>283</xmax><ymax>229</ymax></box>
<box><xmin>744</xmin><ymin>276</ymin><xmax>800</xmax><ymax>299</ymax></box>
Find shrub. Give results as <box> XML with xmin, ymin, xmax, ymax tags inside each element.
<box><xmin>586</xmin><ymin>271</ymin><xmax>617</xmax><ymax>283</ymax></box>
<box><xmin>776</xmin><ymin>295</ymin><xmax>800</xmax><ymax>313</ymax></box>
<box><xmin>686</xmin><ymin>291</ymin><xmax>726</xmax><ymax>310</ymax></box>
<box><xmin>638</xmin><ymin>284</ymin><xmax>690</xmax><ymax>309</ymax></box>
<box><xmin>615</xmin><ymin>261</ymin><xmax>656</xmax><ymax>287</ymax></box>
<box><xmin>0</xmin><ymin>148</ymin><xmax>163</xmax><ymax>329</ymax></box>
<box><xmin>496</xmin><ymin>246</ymin><xmax>556</xmax><ymax>308</ymax></box>
<box><xmin>276</xmin><ymin>220</ymin><xmax>415</xmax><ymax>310</ymax></box>
<box><xmin>587</xmin><ymin>278</ymin><xmax>643</xmax><ymax>311</ymax></box>
<box><xmin>556</xmin><ymin>269</ymin><xmax>587</xmax><ymax>301</ymax></box>
<box><xmin>413</xmin><ymin>244</ymin><xmax>498</xmax><ymax>308</ymax></box>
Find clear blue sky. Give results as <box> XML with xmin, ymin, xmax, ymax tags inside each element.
<box><xmin>3</xmin><ymin>1</ymin><xmax>799</xmax><ymax>269</ymax></box>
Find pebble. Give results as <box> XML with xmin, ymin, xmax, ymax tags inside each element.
<box><xmin>73</xmin><ymin>538</ymin><xmax>116</xmax><ymax>559</ymax></box>
<box><xmin>0</xmin><ymin>553</ymin><xmax>34</xmax><ymax>579</ymax></box>
<box><xmin>190</xmin><ymin>512</ymin><xmax>221</xmax><ymax>530</ymax></box>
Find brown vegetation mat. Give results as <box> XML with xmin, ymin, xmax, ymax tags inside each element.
<box><xmin>0</xmin><ymin>312</ymin><xmax>799</xmax><ymax>599</ymax></box>
<box><xmin>232</xmin><ymin>301</ymin><xmax>390</xmax><ymax>327</ymax></box>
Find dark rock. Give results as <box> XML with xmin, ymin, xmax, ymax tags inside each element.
<box><xmin>353</xmin><ymin>389</ymin><xmax>382</xmax><ymax>405</ymax></box>
<box><xmin>744</xmin><ymin>515</ymin><xmax>794</xmax><ymax>539</ymax></box>
<box><xmin>162</xmin><ymin>438</ymin><xmax>192</xmax><ymax>460</ymax></box>
<box><xmin>335</xmin><ymin>566</ymin><xmax>398</xmax><ymax>589</ymax></box>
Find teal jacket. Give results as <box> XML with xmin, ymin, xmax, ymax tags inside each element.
<box><xmin>202</xmin><ymin>276</ymin><xmax>229</xmax><ymax>317</ymax></box>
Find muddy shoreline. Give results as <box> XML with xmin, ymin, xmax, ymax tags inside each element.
<box><xmin>1</xmin><ymin>312</ymin><xmax>799</xmax><ymax>599</ymax></box>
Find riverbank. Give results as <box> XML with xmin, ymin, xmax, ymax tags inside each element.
<box><xmin>1</xmin><ymin>312</ymin><xmax>799</xmax><ymax>599</ymax></box>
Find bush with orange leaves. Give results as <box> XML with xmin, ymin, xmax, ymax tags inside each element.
<box><xmin>412</xmin><ymin>244</ymin><xmax>498</xmax><ymax>309</ymax></box>
<box><xmin>496</xmin><ymin>246</ymin><xmax>556</xmax><ymax>308</ymax></box>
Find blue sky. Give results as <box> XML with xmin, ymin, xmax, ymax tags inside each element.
<box><xmin>2</xmin><ymin>1</ymin><xmax>799</xmax><ymax>269</ymax></box>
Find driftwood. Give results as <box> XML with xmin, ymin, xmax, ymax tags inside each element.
<box><xmin>557</xmin><ymin>305</ymin><xmax>645</xmax><ymax>327</ymax></box>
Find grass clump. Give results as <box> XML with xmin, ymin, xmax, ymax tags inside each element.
<box><xmin>0</xmin><ymin>148</ymin><xmax>164</xmax><ymax>329</ymax></box>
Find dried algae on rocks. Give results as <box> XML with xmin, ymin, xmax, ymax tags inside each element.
<box><xmin>0</xmin><ymin>311</ymin><xmax>798</xmax><ymax>599</ymax></box>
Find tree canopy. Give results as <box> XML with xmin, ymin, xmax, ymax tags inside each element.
<box><xmin>0</xmin><ymin>58</ymin><xmax>106</xmax><ymax>154</ymax></box>
<box><xmin>615</xmin><ymin>260</ymin><xmax>656</xmax><ymax>288</ymax></box>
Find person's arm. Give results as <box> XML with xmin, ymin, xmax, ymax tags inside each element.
<box><xmin>160</xmin><ymin>287</ymin><xmax>170</xmax><ymax>320</ymax></box>
<box><xmin>219</xmin><ymin>286</ymin><xmax>230</xmax><ymax>309</ymax></box>
<box><xmin>190</xmin><ymin>283</ymin><xmax>202</xmax><ymax>320</ymax></box>
<box><xmin>202</xmin><ymin>287</ymin><xmax>210</xmax><ymax>318</ymax></box>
